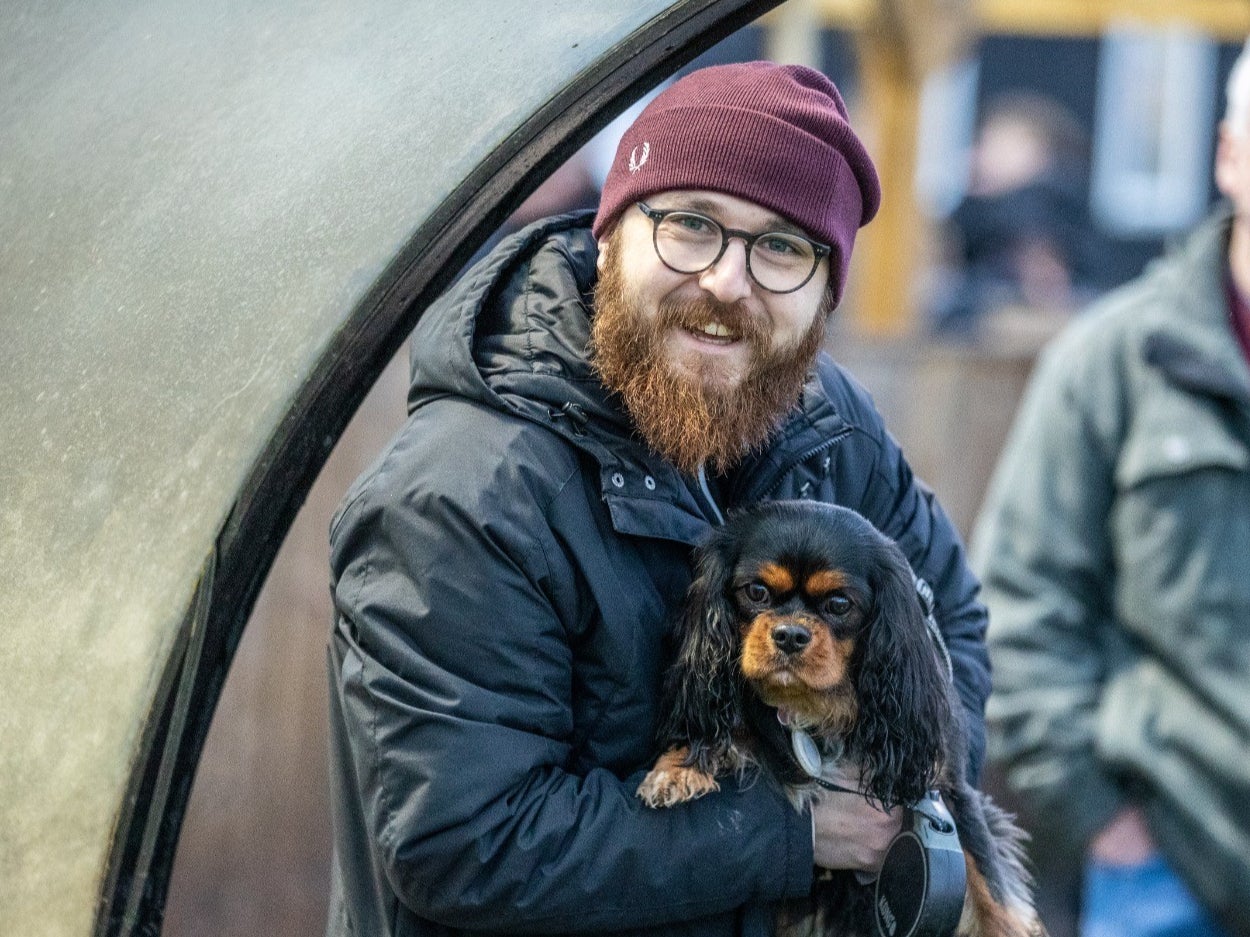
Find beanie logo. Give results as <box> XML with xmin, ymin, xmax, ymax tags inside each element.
<box><xmin>628</xmin><ymin>141</ymin><xmax>650</xmax><ymax>173</ymax></box>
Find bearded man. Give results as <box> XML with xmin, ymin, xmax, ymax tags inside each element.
<box><xmin>326</xmin><ymin>62</ymin><xmax>989</xmax><ymax>937</ymax></box>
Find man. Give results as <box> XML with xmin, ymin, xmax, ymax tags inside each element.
<box><xmin>327</xmin><ymin>62</ymin><xmax>989</xmax><ymax>937</ymax></box>
<box><xmin>973</xmin><ymin>41</ymin><xmax>1250</xmax><ymax>937</ymax></box>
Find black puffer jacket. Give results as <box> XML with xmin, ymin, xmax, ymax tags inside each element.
<box><xmin>327</xmin><ymin>212</ymin><xmax>989</xmax><ymax>937</ymax></box>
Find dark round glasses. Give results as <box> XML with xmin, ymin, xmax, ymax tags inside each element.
<box><xmin>636</xmin><ymin>202</ymin><xmax>830</xmax><ymax>294</ymax></box>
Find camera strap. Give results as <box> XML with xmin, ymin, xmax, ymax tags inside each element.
<box><xmin>913</xmin><ymin>574</ymin><xmax>953</xmax><ymax>683</ymax></box>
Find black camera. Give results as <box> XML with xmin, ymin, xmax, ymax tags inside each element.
<box><xmin>873</xmin><ymin>791</ymin><xmax>965</xmax><ymax>937</ymax></box>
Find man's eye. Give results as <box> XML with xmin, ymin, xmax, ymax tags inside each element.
<box><xmin>675</xmin><ymin>214</ymin><xmax>711</xmax><ymax>233</ymax></box>
<box><xmin>821</xmin><ymin>595</ymin><xmax>852</xmax><ymax>616</ymax></box>
<box><xmin>743</xmin><ymin>582</ymin><xmax>770</xmax><ymax>604</ymax></box>
<box><xmin>759</xmin><ymin>235</ymin><xmax>800</xmax><ymax>257</ymax></box>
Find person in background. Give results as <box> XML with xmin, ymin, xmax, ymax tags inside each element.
<box><xmin>930</xmin><ymin>92</ymin><xmax>1105</xmax><ymax>340</ymax></box>
<box><xmin>325</xmin><ymin>61</ymin><xmax>990</xmax><ymax>937</ymax></box>
<box><xmin>972</xmin><ymin>39</ymin><xmax>1250</xmax><ymax>937</ymax></box>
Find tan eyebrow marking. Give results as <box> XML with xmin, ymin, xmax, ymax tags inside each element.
<box><xmin>805</xmin><ymin>569</ymin><xmax>849</xmax><ymax>595</ymax></box>
<box><xmin>757</xmin><ymin>562</ymin><xmax>795</xmax><ymax>593</ymax></box>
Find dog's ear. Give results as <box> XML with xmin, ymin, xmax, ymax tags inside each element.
<box><xmin>849</xmin><ymin>543</ymin><xmax>951</xmax><ymax>808</ymax></box>
<box><xmin>655</xmin><ymin>528</ymin><xmax>745</xmax><ymax>773</ymax></box>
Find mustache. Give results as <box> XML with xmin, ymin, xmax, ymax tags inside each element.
<box><xmin>656</xmin><ymin>296</ymin><xmax>767</xmax><ymax>343</ymax></box>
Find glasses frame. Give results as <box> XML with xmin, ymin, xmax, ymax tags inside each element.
<box><xmin>636</xmin><ymin>201</ymin><xmax>831</xmax><ymax>294</ymax></box>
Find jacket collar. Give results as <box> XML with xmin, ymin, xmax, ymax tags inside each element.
<box><xmin>1144</xmin><ymin>207</ymin><xmax>1250</xmax><ymax>409</ymax></box>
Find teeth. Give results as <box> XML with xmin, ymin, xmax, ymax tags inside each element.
<box><xmin>700</xmin><ymin>321</ymin><xmax>733</xmax><ymax>338</ymax></box>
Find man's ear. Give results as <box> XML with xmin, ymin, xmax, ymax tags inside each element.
<box><xmin>596</xmin><ymin>237</ymin><xmax>609</xmax><ymax>273</ymax></box>
<box><xmin>1216</xmin><ymin>123</ymin><xmax>1240</xmax><ymax>200</ymax></box>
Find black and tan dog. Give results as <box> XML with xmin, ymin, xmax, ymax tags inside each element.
<box><xmin>638</xmin><ymin>501</ymin><xmax>1042</xmax><ymax>937</ymax></box>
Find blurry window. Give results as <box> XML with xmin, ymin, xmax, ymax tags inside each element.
<box><xmin>1090</xmin><ymin>24</ymin><xmax>1218</xmax><ymax>236</ymax></box>
<box><xmin>915</xmin><ymin>57</ymin><xmax>981</xmax><ymax>218</ymax></box>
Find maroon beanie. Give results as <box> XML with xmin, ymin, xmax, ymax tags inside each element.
<box><xmin>592</xmin><ymin>61</ymin><xmax>881</xmax><ymax>303</ymax></box>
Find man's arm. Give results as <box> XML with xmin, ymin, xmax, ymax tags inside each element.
<box><xmin>970</xmin><ymin>333</ymin><xmax>1126</xmax><ymax>854</ymax></box>
<box><xmin>328</xmin><ymin>436</ymin><xmax>812</xmax><ymax>932</ymax></box>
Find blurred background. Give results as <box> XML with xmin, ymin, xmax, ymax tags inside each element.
<box><xmin>163</xmin><ymin>2</ymin><xmax>1250</xmax><ymax>935</ymax></box>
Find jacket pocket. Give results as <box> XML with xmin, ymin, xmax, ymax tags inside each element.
<box><xmin>1098</xmin><ymin>663</ymin><xmax>1250</xmax><ymax>810</ymax></box>
<box><xmin>1114</xmin><ymin>399</ymin><xmax>1248</xmax><ymax>491</ymax></box>
<box><xmin>1096</xmin><ymin>662</ymin><xmax>1250</xmax><ymax>922</ymax></box>
<box><xmin>1110</xmin><ymin>401</ymin><xmax>1250</xmax><ymax>652</ymax></box>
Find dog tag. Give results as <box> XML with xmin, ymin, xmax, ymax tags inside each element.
<box><xmin>790</xmin><ymin>727</ymin><xmax>823</xmax><ymax>778</ymax></box>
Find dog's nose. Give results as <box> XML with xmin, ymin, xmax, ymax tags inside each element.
<box><xmin>771</xmin><ymin>623</ymin><xmax>812</xmax><ymax>655</ymax></box>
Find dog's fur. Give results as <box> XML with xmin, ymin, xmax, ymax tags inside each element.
<box><xmin>637</xmin><ymin>501</ymin><xmax>1042</xmax><ymax>937</ymax></box>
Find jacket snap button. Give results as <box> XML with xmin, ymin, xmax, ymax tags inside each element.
<box><xmin>1162</xmin><ymin>435</ymin><xmax>1190</xmax><ymax>464</ymax></box>
<box><xmin>611</xmin><ymin>472</ymin><xmax>625</xmax><ymax>488</ymax></box>
<box><xmin>644</xmin><ymin>475</ymin><xmax>656</xmax><ymax>490</ymax></box>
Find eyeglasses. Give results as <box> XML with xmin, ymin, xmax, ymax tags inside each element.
<box><xmin>636</xmin><ymin>202</ymin><xmax>830</xmax><ymax>294</ymax></box>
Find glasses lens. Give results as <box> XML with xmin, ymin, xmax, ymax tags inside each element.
<box><xmin>748</xmin><ymin>233</ymin><xmax>818</xmax><ymax>292</ymax></box>
<box><xmin>653</xmin><ymin>212</ymin><xmax>724</xmax><ymax>273</ymax></box>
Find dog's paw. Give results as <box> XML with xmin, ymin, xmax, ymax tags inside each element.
<box><xmin>636</xmin><ymin>747</ymin><xmax>720</xmax><ymax>807</ymax></box>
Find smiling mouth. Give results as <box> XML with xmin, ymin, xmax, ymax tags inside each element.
<box><xmin>685</xmin><ymin>320</ymin><xmax>740</xmax><ymax>343</ymax></box>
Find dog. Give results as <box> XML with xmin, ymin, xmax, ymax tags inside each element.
<box><xmin>637</xmin><ymin>500</ymin><xmax>1042</xmax><ymax>937</ymax></box>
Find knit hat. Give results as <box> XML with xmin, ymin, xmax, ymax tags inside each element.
<box><xmin>592</xmin><ymin>61</ymin><xmax>881</xmax><ymax>304</ymax></box>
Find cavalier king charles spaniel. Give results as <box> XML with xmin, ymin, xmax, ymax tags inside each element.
<box><xmin>637</xmin><ymin>501</ymin><xmax>1042</xmax><ymax>937</ymax></box>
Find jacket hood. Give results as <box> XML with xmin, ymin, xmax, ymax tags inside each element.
<box><xmin>408</xmin><ymin>210</ymin><xmax>628</xmax><ymax>440</ymax></box>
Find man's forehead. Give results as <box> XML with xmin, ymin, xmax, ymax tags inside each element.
<box><xmin>644</xmin><ymin>190</ymin><xmax>807</xmax><ymax>237</ymax></box>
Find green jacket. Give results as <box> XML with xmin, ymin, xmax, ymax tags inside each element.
<box><xmin>972</xmin><ymin>208</ymin><xmax>1250</xmax><ymax>935</ymax></box>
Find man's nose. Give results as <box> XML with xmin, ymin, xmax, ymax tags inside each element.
<box><xmin>697</xmin><ymin>239</ymin><xmax>752</xmax><ymax>303</ymax></box>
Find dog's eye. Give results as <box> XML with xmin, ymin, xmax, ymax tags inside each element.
<box><xmin>743</xmin><ymin>582</ymin><xmax>770</xmax><ymax>605</ymax></box>
<box><xmin>821</xmin><ymin>595</ymin><xmax>852</xmax><ymax>616</ymax></box>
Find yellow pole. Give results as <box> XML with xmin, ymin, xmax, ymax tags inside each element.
<box><xmin>849</xmin><ymin>26</ymin><xmax>925</xmax><ymax>337</ymax></box>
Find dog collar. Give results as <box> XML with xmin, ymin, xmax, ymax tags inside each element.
<box><xmin>790</xmin><ymin>725</ymin><xmax>823</xmax><ymax>776</ymax></box>
<box><xmin>777</xmin><ymin>710</ymin><xmax>855</xmax><ymax>792</ymax></box>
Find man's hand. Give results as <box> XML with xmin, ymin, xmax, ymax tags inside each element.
<box><xmin>810</xmin><ymin>766</ymin><xmax>904</xmax><ymax>873</ymax></box>
<box><xmin>1089</xmin><ymin>805</ymin><xmax>1155</xmax><ymax>866</ymax></box>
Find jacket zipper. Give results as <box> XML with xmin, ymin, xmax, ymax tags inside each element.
<box><xmin>746</xmin><ymin>427</ymin><xmax>854</xmax><ymax>503</ymax></box>
<box><xmin>696</xmin><ymin>464</ymin><xmax>726</xmax><ymax>526</ymax></box>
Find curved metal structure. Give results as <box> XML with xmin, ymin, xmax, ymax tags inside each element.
<box><xmin>0</xmin><ymin>2</ymin><xmax>782</xmax><ymax>934</ymax></box>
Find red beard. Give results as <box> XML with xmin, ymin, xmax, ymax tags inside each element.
<box><xmin>589</xmin><ymin>237</ymin><xmax>829</xmax><ymax>475</ymax></box>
